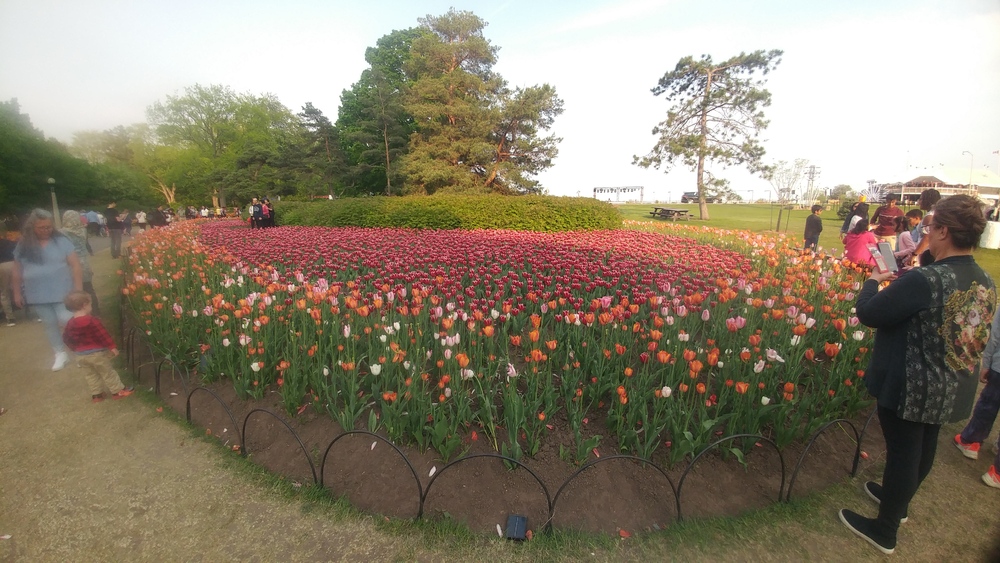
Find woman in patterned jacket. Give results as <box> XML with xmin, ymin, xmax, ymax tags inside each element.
<box><xmin>839</xmin><ymin>194</ymin><xmax>996</xmax><ymax>554</ymax></box>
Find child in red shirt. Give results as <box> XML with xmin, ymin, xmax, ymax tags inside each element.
<box><xmin>62</xmin><ymin>290</ymin><xmax>133</xmax><ymax>403</ymax></box>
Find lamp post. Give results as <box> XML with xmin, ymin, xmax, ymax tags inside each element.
<box><xmin>48</xmin><ymin>178</ymin><xmax>61</xmax><ymax>229</ymax></box>
<box><xmin>962</xmin><ymin>151</ymin><xmax>974</xmax><ymax>191</ymax></box>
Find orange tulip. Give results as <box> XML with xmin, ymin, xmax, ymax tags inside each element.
<box><xmin>824</xmin><ymin>342</ymin><xmax>840</xmax><ymax>358</ymax></box>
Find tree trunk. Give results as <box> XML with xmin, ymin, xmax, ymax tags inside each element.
<box><xmin>149</xmin><ymin>175</ymin><xmax>176</xmax><ymax>205</ymax></box>
<box><xmin>382</xmin><ymin>122</ymin><xmax>392</xmax><ymax>196</ymax></box>
<box><xmin>697</xmin><ymin>69</ymin><xmax>713</xmax><ymax>221</ymax></box>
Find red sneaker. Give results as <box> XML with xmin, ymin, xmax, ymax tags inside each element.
<box><xmin>111</xmin><ymin>388</ymin><xmax>134</xmax><ymax>400</ymax></box>
<box><xmin>91</xmin><ymin>394</ymin><xmax>105</xmax><ymax>403</ymax></box>
<box><xmin>954</xmin><ymin>434</ymin><xmax>980</xmax><ymax>459</ymax></box>
<box><xmin>984</xmin><ymin>466</ymin><xmax>1000</xmax><ymax>489</ymax></box>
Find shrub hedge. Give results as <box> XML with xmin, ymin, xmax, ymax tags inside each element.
<box><xmin>275</xmin><ymin>195</ymin><xmax>622</xmax><ymax>232</ymax></box>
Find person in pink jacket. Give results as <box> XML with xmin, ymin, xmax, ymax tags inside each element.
<box><xmin>843</xmin><ymin>218</ymin><xmax>877</xmax><ymax>267</ymax></box>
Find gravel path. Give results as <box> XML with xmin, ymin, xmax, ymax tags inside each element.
<box><xmin>0</xmin><ymin>247</ymin><xmax>408</xmax><ymax>562</ymax></box>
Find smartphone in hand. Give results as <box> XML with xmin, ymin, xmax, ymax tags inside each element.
<box><xmin>868</xmin><ymin>244</ymin><xmax>898</xmax><ymax>275</ymax></box>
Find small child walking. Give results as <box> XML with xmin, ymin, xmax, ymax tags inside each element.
<box><xmin>62</xmin><ymin>290</ymin><xmax>133</xmax><ymax>403</ymax></box>
<box><xmin>955</xmin><ymin>302</ymin><xmax>1000</xmax><ymax>489</ymax></box>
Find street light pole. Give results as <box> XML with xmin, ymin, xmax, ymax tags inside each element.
<box><xmin>48</xmin><ymin>178</ymin><xmax>61</xmax><ymax>229</ymax></box>
<box><xmin>962</xmin><ymin>151</ymin><xmax>974</xmax><ymax>191</ymax></box>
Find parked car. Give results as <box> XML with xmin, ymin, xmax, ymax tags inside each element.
<box><xmin>680</xmin><ymin>192</ymin><xmax>723</xmax><ymax>204</ymax></box>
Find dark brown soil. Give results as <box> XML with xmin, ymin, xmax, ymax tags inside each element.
<box><xmin>126</xmin><ymin>334</ymin><xmax>886</xmax><ymax>537</ymax></box>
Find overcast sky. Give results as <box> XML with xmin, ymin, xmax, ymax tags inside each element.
<box><xmin>1</xmin><ymin>0</ymin><xmax>998</xmax><ymax>201</ymax></box>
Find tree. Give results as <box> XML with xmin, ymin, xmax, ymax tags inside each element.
<box><xmin>147</xmin><ymin>84</ymin><xmax>299</xmax><ymax>206</ymax></box>
<box><xmin>634</xmin><ymin>49</ymin><xmax>783</xmax><ymax>219</ymax></box>
<box><xmin>0</xmin><ymin>99</ymin><xmax>102</xmax><ymax>213</ymax></box>
<box><xmin>829</xmin><ymin>183</ymin><xmax>853</xmax><ymax>201</ymax></box>
<box><xmin>298</xmin><ymin>102</ymin><xmax>346</xmax><ymax>197</ymax></box>
<box><xmin>765</xmin><ymin>158</ymin><xmax>808</xmax><ymax>203</ymax></box>
<box><xmin>402</xmin><ymin>9</ymin><xmax>563</xmax><ymax>195</ymax></box>
<box><xmin>338</xmin><ymin>28</ymin><xmax>426</xmax><ymax>196</ymax></box>
<box><xmin>339</xmin><ymin>68</ymin><xmax>412</xmax><ymax>195</ymax></box>
<box><xmin>402</xmin><ymin>9</ymin><xmax>500</xmax><ymax>194</ymax></box>
<box><xmin>482</xmin><ymin>84</ymin><xmax>564</xmax><ymax>194</ymax></box>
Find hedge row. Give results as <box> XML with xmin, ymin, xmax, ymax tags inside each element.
<box><xmin>275</xmin><ymin>195</ymin><xmax>622</xmax><ymax>232</ymax></box>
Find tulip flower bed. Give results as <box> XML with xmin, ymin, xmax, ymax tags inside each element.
<box><xmin>124</xmin><ymin>220</ymin><xmax>873</xmax><ymax>468</ymax></box>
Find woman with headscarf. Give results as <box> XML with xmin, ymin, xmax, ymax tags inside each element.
<box><xmin>12</xmin><ymin>209</ymin><xmax>83</xmax><ymax>371</ymax></box>
<box><xmin>839</xmin><ymin>194</ymin><xmax>996</xmax><ymax>554</ymax></box>
<box><xmin>61</xmin><ymin>210</ymin><xmax>99</xmax><ymax>315</ymax></box>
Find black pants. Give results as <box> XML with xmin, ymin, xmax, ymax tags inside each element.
<box><xmin>109</xmin><ymin>228</ymin><xmax>122</xmax><ymax>258</ymax></box>
<box><xmin>83</xmin><ymin>281</ymin><xmax>100</xmax><ymax>316</ymax></box>
<box><xmin>876</xmin><ymin>405</ymin><xmax>940</xmax><ymax>537</ymax></box>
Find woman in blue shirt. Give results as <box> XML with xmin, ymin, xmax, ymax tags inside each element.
<box><xmin>12</xmin><ymin>209</ymin><xmax>83</xmax><ymax>371</ymax></box>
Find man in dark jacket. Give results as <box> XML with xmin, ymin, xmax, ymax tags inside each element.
<box><xmin>803</xmin><ymin>204</ymin><xmax>823</xmax><ymax>250</ymax></box>
<box><xmin>104</xmin><ymin>202</ymin><xmax>124</xmax><ymax>259</ymax></box>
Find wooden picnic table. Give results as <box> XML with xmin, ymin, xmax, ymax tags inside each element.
<box><xmin>648</xmin><ymin>207</ymin><xmax>690</xmax><ymax>221</ymax></box>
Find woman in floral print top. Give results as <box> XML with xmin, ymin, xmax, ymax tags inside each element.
<box><xmin>839</xmin><ymin>194</ymin><xmax>996</xmax><ymax>555</ymax></box>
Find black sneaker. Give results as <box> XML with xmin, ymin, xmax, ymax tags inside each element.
<box><xmin>839</xmin><ymin>509</ymin><xmax>896</xmax><ymax>555</ymax></box>
<box><xmin>864</xmin><ymin>481</ymin><xmax>908</xmax><ymax>523</ymax></box>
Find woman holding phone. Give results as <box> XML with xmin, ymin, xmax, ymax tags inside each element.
<box><xmin>839</xmin><ymin>195</ymin><xmax>996</xmax><ymax>554</ymax></box>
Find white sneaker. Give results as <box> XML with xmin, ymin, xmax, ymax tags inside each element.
<box><xmin>52</xmin><ymin>352</ymin><xmax>68</xmax><ymax>371</ymax></box>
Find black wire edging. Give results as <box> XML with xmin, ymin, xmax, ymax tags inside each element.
<box><xmin>242</xmin><ymin>408</ymin><xmax>319</xmax><ymax>485</ymax></box>
<box><xmin>675</xmin><ymin>434</ymin><xmax>785</xmax><ymax>522</ymax></box>
<box><xmin>121</xmin><ymin>317</ymin><xmax>879</xmax><ymax>535</ymax></box>
<box><xmin>550</xmin><ymin>455</ymin><xmax>677</xmax><ymax>530</ymax></box>
<box><xmin>421</xmin><ymin>453</ymin><xmax>552</xmax><ymax>522</ymax></box>
<box><xmin>187</xmin><ymin>386</ymin><xmax>243</xmax><ymax>454</ymax></box>
<box><xmin>785</xmin><ymin>419</ymin><xmax>860</xmax><ymax>502</ymax></box>
<box><xmin>320</xmin><ymin>430</ymin><xmax>423</xmax><ymax>518</ymax></box>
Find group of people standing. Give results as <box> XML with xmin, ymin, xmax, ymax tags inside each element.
<box><xmin>837</xmin><ymin>190</ymin><xmax>942</xmax><ymax>271</ymax></box>
<box><xmin>831</xmin><ymin>192</ymin><xmax>1000</xmax><ymax>554</ymax></box>
<box><xmin>248</xmin><ymin>197</ymin><xmax>275</xmax><ymax>229</ymax></box>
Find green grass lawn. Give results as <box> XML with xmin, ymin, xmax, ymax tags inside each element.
<box><xmin>618</xmin><ymin>203</ymin><xmax>1000</xmax><ymax>281</ymax></box>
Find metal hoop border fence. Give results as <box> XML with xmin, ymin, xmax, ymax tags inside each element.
<box><xmin>119</xmin><ymin>299</ymin><xmax>877</xmax><ymax>536</ymax></box>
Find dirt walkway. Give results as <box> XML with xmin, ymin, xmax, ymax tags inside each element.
<box><xmin>1</xmin><ymin>243</ymin><xmax>999</xmax><ymax>562</ymax></box>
